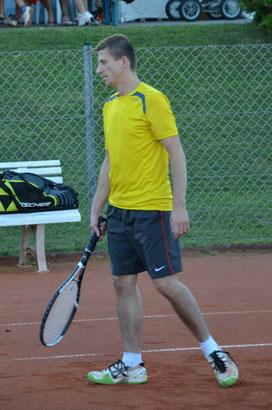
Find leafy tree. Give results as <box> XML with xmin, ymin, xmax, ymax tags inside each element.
<box><xmin>242</xmin><ymin>0</ymin><xmax>272</xmax><ymax>36</ymax></box>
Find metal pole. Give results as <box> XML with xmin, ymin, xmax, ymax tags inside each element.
<box><xmin>112</xmin><ymin>0</ymin><xmax>119</xmax><ymax>26</ymax></box>
<box><xmin>83</xmin><ymin>42</ymin><xmax>96</xmax><ymax>217</ymax></box>
<box><xmin>104</xmin><ymin>0</ymin><xmax>110</xmax><ymax>24</ymax></box>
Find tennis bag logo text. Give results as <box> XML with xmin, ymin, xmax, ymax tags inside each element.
<box><xmin>20</xmin><ymin>202</ymin><xmax>52</xmax><ymax>208</ymax></box>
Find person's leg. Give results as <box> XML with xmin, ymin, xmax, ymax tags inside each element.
<box><xmin>141</xmin><ymin>209</ymin><xmax>238</xmax><ymax>387</ymax></box>
<box><xmin>59</xmin><ymin>0</ymin><xmax>71</xmax><ymax>24</ymax></box>
<box><xmin>87</xmin><ymin>273</ymin><xmax>147</xmax><ymax>385</ymax></box>
<box><xmin>72</xmin><ymin>0</ymin><xmax>93</xmax><ymax>25</ymax></box>
<box><xmin>71</xmin><ymin>0</ymin><xmax>84</xmax><ymax>13</ymax></box>
<box><xmin>13</xmin><ymin>0</ymin><xmax>33</xmax><ymax>27</ymax></box>
<box><xmin>8</xmin><ymin>3</ymin><xmax>21</xmax><ymax>27</ymax></box>
<box><xmin>14</xmin><ymin>0</ymin><xmax>25</xmax><ymax>8</ymax></box>
<box><xmin>153</xmin><ymin>274</ymin><xmax>209</xmax><ymax>342</ymax></box>
<box><xmin>40</xmin><ymin>0</ymin><xmax>54</xmax><ymax>24</ymax></box>
<box><xmin>87</xmin><ymin>272</ymin><xmax>147</xmax><ymax>385</ymax></box>
<box><xmin>153</xmin><ymin>274</ymin><xmax>238</xmax><ymax>387</ymax></box>
<box><xmin>87</xmin><ymin>273</ymin><xmax>147</xmax><ymax>384</ymax></box>
<box><xmin>59</xmin><ymin>0</ymin><xmax>67</xmax><ymax>15</ymax></box>
<box><xmin>15</xmin><ymin>4</ymin><xmax>21</xmax><ymax>19</ymax></box>
<box><xmin>87</xmin><ymin>207</ymin><xmax>148</xmax><ymax>385</ymax></box>
<box><xmin>0</xmin><ymin>0</ymin><xmax>5</xmax><ymax>19</ymax></box>
<box><xmin>113</xmin><ymin>274</ymin><xmax>142</xmax><ymax>354</ymax></box>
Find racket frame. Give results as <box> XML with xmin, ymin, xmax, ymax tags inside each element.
<box><xmin>39</xmin><ymin>216</ymin><xmax>105</xmax><ymax>346</ymax></box>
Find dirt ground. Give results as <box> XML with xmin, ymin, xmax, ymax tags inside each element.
<box><xmin>0</xmin><ymin>250</ymin><xmax>272</xmax><ymax>409</ymax></box>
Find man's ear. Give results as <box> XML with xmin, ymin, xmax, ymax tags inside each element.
<box><xmin>121</xmin><ymin>55</ymin><xmax>130</xmax><ymax>69</ymax></box>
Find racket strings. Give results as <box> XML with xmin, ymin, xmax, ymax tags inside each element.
<box><xmin>42</xmin><ymin>281</ymin><xmax>78</xmax><ymax>346</ymax></box>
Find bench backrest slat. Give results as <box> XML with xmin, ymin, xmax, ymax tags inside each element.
<box><xmin>0</xmin><ymin>160</ymin><xmax>60</xmax><ymax>168</ymax></box>
<box><xmin>8</xmin><ymin>167</ymin><xmax>62</xmax><ymax>176</ymax></box>
<box><xmin>47</xmin><ymin>177</ymin><xmax>63</xmax><ymax>184</ymax></box>
<box><xmin>0</xmin><ymin>161</ymin><xmax>63</xmax><ymax>184</ymax></box>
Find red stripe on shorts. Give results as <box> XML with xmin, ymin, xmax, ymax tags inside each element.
<box><xmin>160</xmin><ymin>211</ymin><xmax>175</xmax><ymax>275</ymax></box>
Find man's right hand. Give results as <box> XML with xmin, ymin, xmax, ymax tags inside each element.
<box><xmin>90</xmin><ymin>214</ymin><xmax>107</xmax><ymax>240</ymax></box>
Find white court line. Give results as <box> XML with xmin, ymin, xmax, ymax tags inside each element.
<box><xmin>1</xmin><ymin>310</ymin><xmax>272</xmax><ymax>328</ymax></box>
<box><xmin>1</xmin><ymin>310</ymin><xmax>272</xmax><ymax>327</ymax></box>
<box><xmin>1</xmin><ymin>343</ymin><xmax>272</xmax><ymax>363</ymax></box>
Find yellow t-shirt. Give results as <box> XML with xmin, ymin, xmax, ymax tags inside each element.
<box><xmin>103</xmin><ymin>82</ymin><xmax>178</xmax><ymax>211</ymax></box>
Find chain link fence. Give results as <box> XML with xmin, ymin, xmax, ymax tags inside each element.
<box><xmin>0</xmin><ymin>44</ymin><xmax>271</xmax><ymax>255</ymax></box>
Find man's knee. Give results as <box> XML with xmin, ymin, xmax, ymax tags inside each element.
<box><xmin>153</xmin><ymin>275</ymin><xmax>176</xmax><ymax>294</ymax></box>
<box><xmin>113</xmin><ymin>274</ymin><xmax>138</xmax><ymax>296</ymax></box>
<box><xmin>153</xmin><ymin>275</ymin><xmax>188</xmax><ymax>299</ymax></box>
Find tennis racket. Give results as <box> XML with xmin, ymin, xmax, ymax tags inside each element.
<box><xmin>39</xmin><ymin>216</ymin><xmax>106</xmax><ymax>347</ymax></box>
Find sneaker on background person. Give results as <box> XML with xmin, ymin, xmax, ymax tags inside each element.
<box><xmin>22</xmin><ymin>5</ymin><xmax>33</xmax><ymax>27</ymax></box>
<box><xmin>4</xmin><ymin>14</ymin><xmax>19</xmax><ymax>27</ymax></box>
<box><xmin>8</xmin><ymin>15</ymin><xmax>18</xmax><ymax>27</ymax></box>
<box><xmin>78</xmin><ymin>10</ymin><xmax>93</xmax><ymax>26</ymax></box>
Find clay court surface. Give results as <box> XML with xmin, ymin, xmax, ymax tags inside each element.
<box><xmin>0</xmin><ymin>250</ymin><xmax>271</xmax><ymax>409</ymax></box>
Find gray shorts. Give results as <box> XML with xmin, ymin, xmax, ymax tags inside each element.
<box><xmin>107</xmin><ymin>204</ymin><xmax>182</xmax><ymax>279</ymax></box>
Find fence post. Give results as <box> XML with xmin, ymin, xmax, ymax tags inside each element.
<box><xmin>83</xmin><ymin>42</ymin><xmax>96</xmax><ymax>218</ymax></box>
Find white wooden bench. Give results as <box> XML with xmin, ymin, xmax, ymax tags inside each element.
<box><xmin>0</xmin><ymin>160</ymin><xmax>81</xmax><ymax>272</ymax></box>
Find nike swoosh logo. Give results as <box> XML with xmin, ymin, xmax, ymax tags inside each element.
<box><xmin>154</xmin><ymin>265</ymin><xmax>166</xmax><ymax>272</ymax></box>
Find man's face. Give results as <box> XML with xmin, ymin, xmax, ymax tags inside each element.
<box><xmin>96</xmin><ymin>48</ymin><xmax>123</xmax><ymax>88</ymax></box>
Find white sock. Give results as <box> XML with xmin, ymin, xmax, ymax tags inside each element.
<box><xmin>122</xmin><ymin>352</ymin><xmax>142</xmax><ymax>367</ymax></box>
<box><xmin>200</xmin><ymin>335</ymin><xmax>219</xmax><ymax>357</ymax></box>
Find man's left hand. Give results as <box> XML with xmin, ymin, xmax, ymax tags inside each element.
<box><xmin>170</xmin><ymin>207</ymin><xmax>190</xmax><ymax>239</ymax></box>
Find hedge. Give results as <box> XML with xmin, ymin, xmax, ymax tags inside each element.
<box><xmin>242</xmin><ymin>0</ymin><xmax>272</xmax><ymax>37</ymax></box>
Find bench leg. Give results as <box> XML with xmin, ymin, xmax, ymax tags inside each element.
<box><xmin>18</xmin><ymin>225</ymin><xmax>35</xmax><ymax>267</ymax></box>
<box><xmin>34</xmin><ymin>224</ymin><xmax>49</xmax><ymax>273</ymax></box>
<box><xmin>18</xmin><ymin>224</ymin><xmax>49</xmax><ymax>273</ymax></box>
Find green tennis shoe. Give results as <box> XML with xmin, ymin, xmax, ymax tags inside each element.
<box><xmin>207</xmin><ymin>350</ymin><xmax>239</xmax><ymax>387</ymax></box>
<box><xmin>87</xmin><ymin>360</ymin><xmax>148</xmax><ymax>385</ymax></box>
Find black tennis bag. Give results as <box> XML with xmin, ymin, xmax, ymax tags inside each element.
<box><xmin>0</xmin><ymin>170</ymin><xmax>79</xmax><ymax>213</ymax></box>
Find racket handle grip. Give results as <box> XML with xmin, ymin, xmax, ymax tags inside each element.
<box><xmin>97</xmin><ymin>215</ymin><xmax>106</xmax><ymax>232</ymax></box>
<box><xmin>84</xmin><ymin>216</ymin><xmax>106</xmax><ymax>258</ymax></box>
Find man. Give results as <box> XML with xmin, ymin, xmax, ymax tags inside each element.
<box><xmin>88</xmin><ymin>34</ymin><xmax>238</xmax><ymax>387</ymax></box>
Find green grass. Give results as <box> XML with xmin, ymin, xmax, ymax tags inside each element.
<box><xmin>0</xmin><ymin>20</ymin><xmax>271</xmax><ymax>52</ymax></box>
